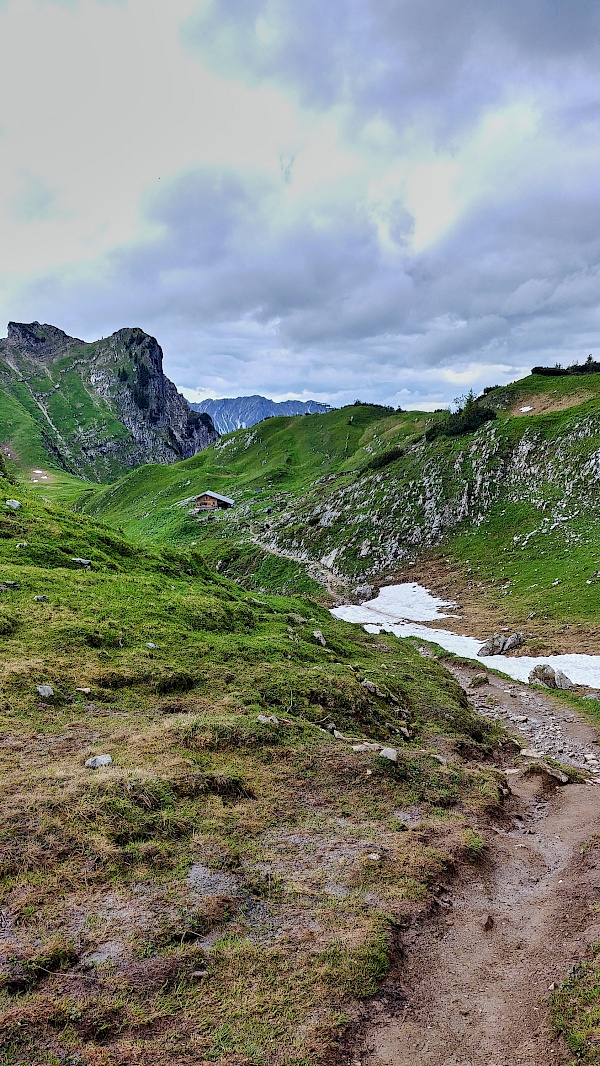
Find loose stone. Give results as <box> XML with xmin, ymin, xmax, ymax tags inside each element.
<box><xmin>85</xmin><ymin>754</ymin><xmax>112</xmax><ymax>769</ymax></box>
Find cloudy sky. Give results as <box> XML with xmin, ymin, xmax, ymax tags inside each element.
<box><xmin>1</xmin><ymin>0</ymin><xmax>600</xmax><ymax>408</ymax></box>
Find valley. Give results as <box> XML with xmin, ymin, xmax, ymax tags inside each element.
<box><xmin>1</xmin><ymin>331</ymin><xmax>600</xmax><ymax>1062</ymax></box>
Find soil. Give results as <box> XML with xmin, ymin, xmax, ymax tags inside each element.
<box><xmin>347</xmin><ymin>660</ymin><xmax>600</xmax><ymax>1066</ymax></box>
<box><xmin>387</xmin><ymin>557</ymin><xmax>600</xmax><ymax>655</ymax></box>
<box><xmin>509</xmin><ymin>391</ymin><xmax>596</xmax><ymax>418</ymax></box>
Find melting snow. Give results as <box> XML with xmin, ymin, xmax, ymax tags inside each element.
<box><xmin>520</xmin><ymin>406</ymin><xmax>533</xmax><ymax>412</ymax></box>
<box><xmin>332</xmin><ymin>582</ymin><xmax>600</xmax><ymax>687</ymax></box>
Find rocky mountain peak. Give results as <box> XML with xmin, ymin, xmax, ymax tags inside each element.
<box><xmin>0</xmin><ymin>320</ymin><xmax>219</xmax><ymax>479</ymax></box>
<box><xmin>5</xmin><ymin>321</ymin><xmax>82</xmax><ymax>360</ymax></box>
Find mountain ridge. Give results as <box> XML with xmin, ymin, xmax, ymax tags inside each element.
<box><xmin>0</xmin><ymin>321</ymin><xmax>218</xmax><ymax>481</ymax></box>
<box><xmin>188</xmin><ymin>393</ymin><xmax>331</xmax><ymax>433</ymax></box>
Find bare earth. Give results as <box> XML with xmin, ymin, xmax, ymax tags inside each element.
<box><xmin>350</xmin><ymin>661</ymin><xmax>600</xmax><ymax>1066</ymax></box>
<box><xmin>389</xmin><ymin>558</ymin><xmax>600</xmax><ymax>655</ymax></box>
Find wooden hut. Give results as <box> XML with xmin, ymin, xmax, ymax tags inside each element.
<box><xmin>192</xmin><ymin>491</ymin><xmax>234</xmax><ymax>512</ymax></box>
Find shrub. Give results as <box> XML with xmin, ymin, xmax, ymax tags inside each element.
<box><xmin>425</xmin><ymin>392</ymin><xmax>496</xmax><ymax>442</ymax></box>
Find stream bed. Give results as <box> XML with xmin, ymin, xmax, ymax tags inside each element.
<box><xmin>331</xmin><ymin>582</ymin><xmax>600</xmax><ymax>688</ymax></box>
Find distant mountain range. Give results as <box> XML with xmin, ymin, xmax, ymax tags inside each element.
<box><xmin>0</xmin><ymin>322</ymin><xmax>217</xmax><ymax>481</ymax></box>
<box><xmin>188</xmin><ymin>394</ymin><xmax>332</xmax><ymax>434</ymax></box>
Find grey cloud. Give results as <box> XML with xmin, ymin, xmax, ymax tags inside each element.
<box><xmin>184</xmin><ymin>0</ymin><xmax>600</xmax><ymax>140</ymax></box>
<box><xmin>17</xmin><ymin>152</ymin><xmax>600</xmax><ymax>410</ymax></box>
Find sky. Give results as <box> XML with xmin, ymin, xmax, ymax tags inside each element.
<box><xmin>1</xmin><ymin>0</ymin><xmax>600</xmax><ymax>409</ymax></box>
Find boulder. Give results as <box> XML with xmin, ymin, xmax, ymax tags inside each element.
<box><xmin>312</xmin><ymin>629</ymin><xmax>326</xmax><ymax>647</ymax></box>
<box><xmin>554</xmin><ymin>670</ymin><xmax>573</xmax><ymax>690</ymax></box>
<box><xmin>503</xmin><ymin>632</ymin><xmax>525</xmax><ymax>652</ymax></box>
<box><xmin>71</xmin><ymin>557</ymin><xmax>92</xmax><ymax>568</ymax></box>
<box><xmin>478</xmin><ymin>633</ymin><xmax>507</xmax><ymax>656</ymax></box>
<box><xmin>528</xmin><ymin>664</ymin><xmax>573</xmax><ymax>689</ymax></box>
<box><xmin>528</xmin><ymin>664</ymin><xmax>558</xmax><ymax>687</ymax></box>
<box><xmin>85</xmin><ymin>754</ymin><xmax>112</xmax><ymax>770</ymax></box>
<box><xmin>478</xmin><ymin>632</ymin><xmax>525</xmax><ymax>656</ymax></box>
<box><xmin>5</xmin><ymin>500</ymin><xmax>20</xmax><ymax>510</ymax></box>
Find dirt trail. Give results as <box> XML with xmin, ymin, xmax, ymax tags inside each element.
<box><xmin>353</xmin><ymin>662</ymin><xmax>600</xmax><ymax>1066</ymax></box>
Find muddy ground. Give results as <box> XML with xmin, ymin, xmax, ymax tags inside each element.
<box><xmin>382</xmin><ymin>558</ymin><xmax>600</xmax><ymax>656</ymax></box>
<box><xmin>346</xmin><ymin>660</ymin><xmax>600</xmax><ymax>1066</ymax></box>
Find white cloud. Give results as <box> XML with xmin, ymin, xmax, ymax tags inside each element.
<box><xmin>2</xmin><ymin>0</ymin><xmax>600</xmax><ymax>408</ymax></box>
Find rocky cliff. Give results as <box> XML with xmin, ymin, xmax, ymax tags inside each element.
<box><xmin>259</xmin><ymin>411</ymin><xmax>600</xmax><ymax>580</ymax></box>
<box><xmin>0</xmin><ymin>322</ymin><xmax>218</xmax><ymax>480</ymax></box>
<box><xmin>189</xmin><ymin>394</ymin><xmax>331</xmax><ymax>434</ymax></box>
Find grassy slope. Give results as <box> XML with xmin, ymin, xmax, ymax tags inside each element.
<box><xmin>71</xmin><ymin>378</ymin><xmax>600</xmax><ymax>621</ymax></box>
<box><xmin>0</xmin><ymin>471</ymin><xmax>505</xmax><ymax>1065</ymax></box>
<box><xmin>0</xmin><ymin>348</ymin><xmax>132</xmax><ymax>483</ymax></box>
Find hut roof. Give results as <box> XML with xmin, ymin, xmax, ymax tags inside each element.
<box><xmin>196</xmin><ymin>490</ymin><xmax>234</xmax><ymax>506</ymax></box>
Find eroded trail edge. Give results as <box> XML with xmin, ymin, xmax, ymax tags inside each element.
<box><xmin>351</xmin><ymin>662</ymin><xmax>600</xmax><ymax>1066</ymax></box>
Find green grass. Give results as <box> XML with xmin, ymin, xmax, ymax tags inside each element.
<box><xmin>551</xmin><ymin>940</ymin><xmax>600</xmax><ymax>1063</ymax></box>
<box><xmin>0</xmin><ymin>468</ymin><xmax>506</xmax><ymax>1064</ymax></box>
<box><xmin>54</xmin><ymin>375</ymin><xmax>599</xmax><ymax>624</ymax></box>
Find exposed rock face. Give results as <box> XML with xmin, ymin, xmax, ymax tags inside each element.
<box><xmin>0</xmin><ymin>322</ymin><xmax>218</xmax><ymax>480</ymax></box>
<box><xmin>189</xmin><ymin>394</ymin><xmax>331</xmax><ymax>434</ymax></box>
<box><xmin>253</xmin><ymin>413</ymin><xmax>600</xmax><ymax>581</ymax></box>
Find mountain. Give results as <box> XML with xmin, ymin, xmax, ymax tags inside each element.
<box><xmin>0</xmin><ymin>322</ymin><xmax>218</xmax><ymax>481</ymax></box>
<box><xmin>77</xmin><ymin>373</ymin><xmax>600</xmax><ymax>627</ymax></box>
<box><xmin>188</xmin><ymin>393</ymin><xmax>331</xmax><ymax>433</ymax></box>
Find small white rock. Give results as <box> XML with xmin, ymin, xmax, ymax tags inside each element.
<box><xmin>5</xmin><ymin>500</ymin><xmax>20</xmax><ymax>510</ymax></box>
<box><xmin>378</xmin><ymin>747</ymin><xmax>398</xmax><ymax>763</ymax></box>
<box><xmin>36</xmin><ymin>684</ymin><xmax>54</xmax><ymax>699</ymax></box>
<box><xmin>85</xmin><ymin>754</ymin><xmax>112</xmax><ymax>770</ymax></box>
<box><xmin>146</xmin><ymin>642</ymin><xmax>158</xmax><ymax>649</ymax></box>
<box><xmin>256</xmin><ymin>714</ymin><xmax>279</xmax><ymax>725</ymax></box>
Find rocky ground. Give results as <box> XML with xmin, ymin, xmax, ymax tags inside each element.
<box><xmin>347</xmin><ymin>659</ymin><xmax>600</xmax><ymax>1066</ymax></box>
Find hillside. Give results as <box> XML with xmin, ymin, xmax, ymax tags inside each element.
<box><xmin>189</xmin><ymin>393</ymin><xmax>331</xmax><ymax>433</ymax></box>
<box><xmin>0</xmin><ymin>462</ymin><xmax>505</xmax><ymax>1064</ymax></box>
<box><xmin>70</xmin><ymin>377</ymin><xmax>600</xmax><ymax>630</ymax></box>
<box><xmin>0</xmin><ymin>322</ymin><xmax>218</xmax><ymax>482</ymax></box>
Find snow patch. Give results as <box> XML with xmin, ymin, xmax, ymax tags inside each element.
<box><xmin>332</xmin><ymin>582</ymin><xmax>600</xmax><ymax>687</ymax></box>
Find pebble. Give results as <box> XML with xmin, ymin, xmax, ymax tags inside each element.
<box><xmin>85</xmin><ymin>754</ymin><xmax>112</xmax><ymax>769</ymax></box>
